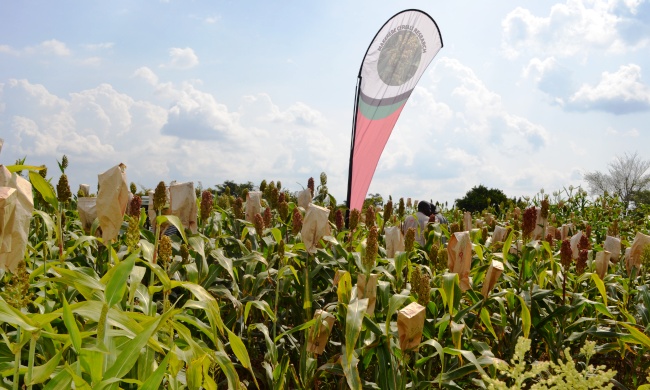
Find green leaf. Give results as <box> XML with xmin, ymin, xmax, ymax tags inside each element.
<box><xmin>28</xmin><ymin>347</ymin><xmax>66</xmax><ymax>385</ymax></box>
<box><xmin>442</xmin><ymin>273</ymin><xmax>460</xmax><ymax>317</ymax></box>
<box><xmin>29</xmin><ymin>170</ymin><xmax>58</xmax><ymax>209</ymax></box>
<box><xmin>385</xmin><ymin>294</ymin><xmax>409</xmax><ymax>336</ymax></box>
<box><xmin>140</xmin><ymin>352</ymin><xmax>170</xmax><ymax>390</ymax></box>
<box><xmin>274</xmin><ymin>318</ymin><xmax>317</xmax><ymax>343</ymax></box>
<box><xmin>480</xmin><ymin>307</ymin><xmax>497</xmax><ymax>339</ymax></box>
<box><xmin>244</xmin><ymin>300</ymin><xmax>276</xmax><ymax>323</ymax></box>
<box><xmin>156</xmin><ymin>215</ymin><xmax>187</xmax><ymax>243</ymax></box>
<box><xmin>0</xmin><ymin>297</ymin><xmax>38</xmax><ymax>332</ymax></box>
<box><xmin>43</xmin><ymin>367</ymin><xmax>73</xmax><ymax>390</ymax></box>
<box><xmin>104</xmin><ymin>254</ymin><xmax>136</xmax><ymax>307</ymax></box>
<box><xmin>590</xmin><ymin>273</ymin><xmax>608</xmax><ymax>307</ymax></box>
<box><xmin>7</xmin><ymin>164</ymin><xmax>46</xmax><ymax>173</ymax></box>
<box><xmin>619</xmin><ymin>322</ymin><xmax>650</xmax><ymax>348</ymax></box>
<box><xmin>341</xmin><ymin>346</ymin><xmax>362</xmax><ymax>390</ymax></box>
<box><xmin>345</xmin><ymin>298</ymin><xmax>368</xmax><ymax>363</ymax></box>
<box><xmin>515</xmin><ymin>294</ymin><xmax>531</xmax><ymax>339</ymax></box>
<box><xmin>213</xmin><ymin>351</ymin><xmax>241</xmax><ymax>390</ymax></box>
<box><xmin>98</xmin><ymin>310</ymin><xmax>171</xmax><ymax>386</ymax></box>
<box><xmin>226</xmin><ymin>329</ymin><xmax>259</xmax><ymax>388</ymax></box>
<box><xmin>337</xmin><ymin>271</ymin><xmax>352</xmax><ymax>305</ymax></box>
<box><xmin>502</xmin><ymin>230</ymin><xmax>514</xmax><ymax>262</ymax></box>
<box><xmin>62</xmin><ymin>297</ymin><xmax>82</xmax><ymax>353</ymax></box>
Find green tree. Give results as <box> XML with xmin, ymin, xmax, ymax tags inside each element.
<box><xmin>455</xmin><ymin>184</ymin><xmax>508</xmax><ymax>214</ymax></box>
<box><xmin>215</xmin><ymin>180</ymin><xmax>255</xmax><ymax>198</ymax></box>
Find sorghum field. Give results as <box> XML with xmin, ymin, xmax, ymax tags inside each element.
<box><xmin>1</xmin><ymin>162</ymin><xmax>650</xmax><ymax>390</ymax></box>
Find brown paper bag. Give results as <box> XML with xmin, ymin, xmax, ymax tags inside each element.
<box><xmin>146</xmin><ymin>190</ymin><xmax>157</xmax><ymax>231</ymax></box>
<box><xmin>627</xmin><ymin>232</ymin><xmax>650</xmax><ymax>275</ymax></box>
<box><xmin>307</xmin><ymin>310</ymin><xmax>336</xmax><ymax>354</ymax></box>
<box><xmin>297</xmin><ymin>188</ymin><xmax>312</xmax><ymax>210</ymax></box>
<box><xmin>481</xmin><ymin>260</ymin><xmax>504</xmax><ymax>298</ymax></box>
<box><xmin>604</xmin><ymin>235</ymin><xmax>621</xmax><ymax>263</ymax></box>
<box><xmin>245</xmin><ymin>191</ymin><xmax>262</xmax><ymax>223</ymax></box>
<box><xmin>96</xmin><ymin>164</ymin><xmax>129</xmax><ymax>241</ymax></box>
<box><xmin>357</xmin><ymin>273</ymin><xmax>378</xmax><ymax>315</ymax></box>
<box><xmin>570</xmin><ymin>231</ymin><xmax>583</xmax><ymax>260</ymax></box>
<box><xmin>385</xmin><ymin>226</ymin><xmax>405</xmax><ymax>258</ymax></box>
<box><xmin>0</xmin><ymin>187</ymin><xmax>17</xmax><ymax>254</ymax></box>
<box><xmin>447</xmin><ymin>231</ymin><xmax>472</xmax><ymax>291</ymax></box>
<box><xmin>463</xmin><ymin>211</ymin><xmax>472</xmax><ymax>231</ymax></box>
<box><xmin>169</xmin><ymin>181</ymin><xmax>198</xmax><ymax>234</ymax></box>
<box><xmin>492</xmin><ymin>225</ymin><xmax>508</xmax><ymax>243</ymax></box>
<box><xmin>397</xmin><ymin>302</ymin><xmax>426</xmax><ymax>351</ymax></box>
<box><xmin>595</xmin><ymin>251</ymin><xmax>611</xmax><ymax>280</ymax></box>
<box><xmin>301</xmin><ymin>204</ymin><xmax>331</xmax><ymax>254</ymax></box>
<box><xmin>77</xmin><ymin>197</ymin><xmax>97</xmax><ymax>234</ymax></box>
<box><xmin>0</xmin><ymin>166</ymin><xmax>34</xmax><ymax>272</ymax></box>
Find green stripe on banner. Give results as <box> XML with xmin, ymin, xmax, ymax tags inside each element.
<box><xmin>358</xmin><ymin>98</ymin><xmax>407</xmax><ymax>120</ymax></box>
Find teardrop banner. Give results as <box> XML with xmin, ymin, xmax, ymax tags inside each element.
<box><xmin>346</xmin><ymin>9</ymin><xmax>443</xmax><ymax>211</ymax></box>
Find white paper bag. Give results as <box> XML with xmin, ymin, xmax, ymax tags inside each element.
<box><xmin>297</xmin><ymin>188</ymin><xmax>312</xmax><ymax>210</ymax></box>
<box><xmin>245</xmin><ymin>191</ymin><xmax>262</xmax><ymax>223</ymax></box>
<box><xmin>385</xmin><ymin>226</ymin><xmax>405</xmax><ymax>258</ymax></box>
<box><xmin>169</xmin><ymin>181</ymin><xmax>198</xmax><ymax>234</ymax></box>
<box><xmin>0</xmin><ymin>166</ymin><xmax>34</xmax><ymax>272</ymax></box>
<box><xmin>447</xmin><ymin>231</ymin><xmax>472</xmax><ymax>291</ymax></box>
<box><xmin>0</xmin><ymin>187</ymin><xmax>17</xmax><ymax>254</ymax></box>
<box><xmin>77</xmin><ymin>197</ymin><xmax>97</xmax><ymax>234</ymax></box>
<box><xmin>301</xmin><ymin>204</ymin><xmax>331</xmax><ymax>254</ymax></box>
<box><xmin>96</xmin><ymin>164</ymin><xmax>129</xmax><ymax>241</ymax></box>
<box><xmin>604</xmin><ymin>235</ymin><xmax>621</xmax><ymax>264</ymax></box>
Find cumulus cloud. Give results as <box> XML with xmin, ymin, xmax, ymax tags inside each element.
<box><xmin>501</xmin><ymin>0</ymin><xmax>646</xmax><ymax>59</ymax></box>
<box><xmin>163</xmin><ymin>47</ymin><xmax>199</xmax><ymax>69</ymax></box>
<box><xmin>34</xmin><ymin>39</ymin><xmax>71</xmax><ymax>56</ymax></box>
<box><xmin>523</xmin><ymin>57</ymin><xmax>574</xmax><ymax>101</ymax></box>
<box><xmin>133</xmin><ymin>66</ymin><xmax>160</xmax><ymax>86</ymax></box>
<box><xmin>568</xmin><ymin>64</ymin><xmax>650</xmax><ymax>114</ymax></box>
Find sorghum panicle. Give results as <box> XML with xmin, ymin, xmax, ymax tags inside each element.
<box><xmin>130</xmin><ymin>182</ymin><xmax>137</xmax><ymax>195</ymax></box>
<box><xmin>234</xmin><ymin>197</ymin><xmax>244</xmax><ymax>220</ymax></box>
<box><xmin>1</xmin><ymin>261</ymin><xmax>34</xmax><ymax>309</ymax></box>
<box><xmin>125</xmin><ymin>217</ymin><xmax>140</xmax><ymax>250</ymax></box>
<box><xmin>292</xmin><ymin>208</ymin><xmax>303</xmax><ymax>235</ymax></box>
<box><xmin>481</xmin><ymin>227</ymin><xmax>488</xmax><ymax>244</ymax></box>
<box><xmin>56</xmin><ymin>174</ymin><xmax>72</xmax><ymax>203</ymax></box>
<box><xmin>39</xmin><ymin>165</ymin><xmax>47</xmax><ymax>178</ymax></box>
<box><xmin>254</xmin><ymin>213</ymin><xmax>265</xmax><ymax>235</ymax></box>
<box><xmin>429</xmin><ymin>243</ymin><xmax>440</xmax><ymax>271</ymax></box>
<box><xmin>278</xmin><ymin>239</ymin><xmax>285</xmax><ymax>259</ymax></box>
<box><xmin>450</xmin><ymin>222</ymin><xmax>460</xmax><ymax>234</ymax></box>
<box><xmin>541</xmin><ymin>197</ymin><xmax>550</xmax><ymax>219</ymax></box>
<box><xmin>307</xmin><ymin>177</ymin><xmax>315</xmax><ymax>197</ymax></box>
<box><xmin>364</xmin><ymin>225</ymin><xmax>378</xmax><ymax>272</ymax></box>
<box><xmin>585</xmin><ymin>224</ymin><xmax>592</xmax><ymax>238</ymax></box>
<box><xmin>335</xmin><ymin>209</ymin><xmax>344</xmax><ymax>231</ymax></box>
<box><xmin>180</xmin><ymin>243</ymin><xmax>190</xmax><ymax>264</ymax></box>
<box><xmin>576</xmin><ymin>249</ymin><xmax>588</xmax><ymax>275</ymax></box>
<box><xmin>279</xmin><ymin>201</ymin><xmax>289</xmax><ymax>221</ymax></box>
<box><xmin>129</xmin><ymin>195</ymin><xmax>142</xmax><ymax>219</ymax></box>
<box><xmin>405</xmin><ymin>227</ymin><xmax>416</xmax><ymax>252</ymax></box>
<box><xmin>365</xmin><ymin>205</ymin><xmax>375</xmax><ymax>228</ymax></box>
<box><xmin>259</xmin><ymin>180</ymin><xmax>267</xmax><ymax>193</ymax></box>
<box><xmin>245</xmin><ymin>239</ymin><xmax>252</xmax><ymax>252</ymax></box>
<box><xmin>561</xmin><ymin>239</ymin><xmax>572</xmax><ymax>269</ymax></box>
<box><xmin>523</xmin><ymin>206</ymin><xmax>536</xmax><ymax>239</ymax></box>
<box><xmin>201</xmin><ymin>190</ymin><xmax>214</xmax><ymax>221</ymax></box>
<box><xmin>158</xmin><ymin>235</ymin><xmax>173</xmax><ymax>271</ymax></box>
<box><xmin>398</xmin><ymin>198</ymin><xmax>405</xmax><ymax>219</ymax></box>
<box><xmin>545</xmin><ymin>233</ymin><xmax>554</xmax><ymax>247</ymax></box>
<box><xmin>61</xmin><ymin>154</ymin><xmax>69</xmax><ymax>171</ymax></box>
<box><xmin>263</xmin><ymin>207</ymin><xmax>272</xmax><ymax>228</ymax></box>
<box><xmin>555</xmin><ymin>229</ymin><xmax>562</xmax><ymax>240</ymax></box>
<box><xmin>383</xmin><ymin>200</ymin><xmax>393</xmax><ymax>226</ymax></box>
<box><xmin>153</xmin><ymin>181</ymin><xmax>167</xmax><ymax>211</ymax></box>
<box><xmin>349</xmin><ymin>209</ymin><xmax>361</xmax><ymax>231</ymax></box>
<box><xmin>270</xmin><ymin>187</ymin><xmax>279</xmax><ymax>209</ymax></box>
<box><xmin>578</xmin><ymin>234</ymin><xmax>590</xmax><ymax>251</ymax></box>
<box><xmin>437</xmin><ymin>246</ymin><xmax>448</xmax><ymax>269</ymax></box>
<box><xmin>411</xmin><ymin>267</ymin><xmax>431</xmax><ymax>307</ymax></box>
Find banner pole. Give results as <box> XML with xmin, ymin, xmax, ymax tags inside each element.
<box><xmin>346</xmin><ymin>76</ymin><xmax>362</xmax><ymax>211</ymax></box>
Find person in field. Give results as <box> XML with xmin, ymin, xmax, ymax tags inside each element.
<box><xmin>403</xmin><ymin>201</ymin><xmax>433</xmax><ymax>246</ymax></box>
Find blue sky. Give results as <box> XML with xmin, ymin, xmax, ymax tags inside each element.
<box><xmin>1</xmin><ymin>0</ymin><xmax>649</xmax><ymax>206</ymax></box>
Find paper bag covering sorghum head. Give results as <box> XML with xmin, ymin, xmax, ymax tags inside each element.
<box><xmin>245</xmin><ymin>191</ymin><xmax>262</xmax><ymax>223</ymax></box>
<box><xmin>77</xmin><ymin>197</ymin><xmax>97</xmax><ymax>234</ymax></box>
<box><xmin>96</xmin><ymin>164</ymin><xmax>129</xmax><ymax>242</ymax></box>
<box><xmin>0</xmin><ymin>187</ymin><xmax>17</xmax><ymax>255</ymax></box>
<box><xmin>385</xmin><ymin>226</ymin><xmax>405</xmax><ymax>258</ymax></box>
<box><xmin>604</xmin><ymin>235</ymin><xmax>621</xmax><ymax>264</ymax></box>
<box><xmin>297</xmin><ymin>188</ymin><xmax>312</xmax><ymax>210</ymax></box>
<box><xmin>447</xmin><ymin>231</ymin><xmax>472</xmax><ymax>291</ymax></box>
<box><xmin>595</xmin><ymin>251</ymin><xmax>611</xmax><ymax>280</ymax></box>
<box><xmin>301</xmin><ymin>203</ymin><xmax>331</xmax><ymax>254</ymax></box>
<box><xmin>169</xmin><ymin>181</ymin><xmax>198</xmax><ymax>234</ymax></box>
<box><xmin>397</xmin><ymin>302</ymin><xmax>426</xmax><ymax>351</ymax></box>
<box><xmin>0</xmin><ymin>165</ymin><xmax>34</xmax><ymax>272</ymax></box>
<box><xmin>627</xmin><ymin>232</ymin><xmax>650</xmax><ymax>276</ymax></box>
<box><xmin>481</xmin><ymin>260</ymin><xmax>504</xmax><ymax>298</ymax></box>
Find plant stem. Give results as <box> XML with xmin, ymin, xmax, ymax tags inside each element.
<box><xmin>26</xmin><ymin>333</ymin><xmax>36</xmax><ymax>390</ymax></box>
<box><xmin>13</xmin><ymin>326</ymin><xmax>21</xmax><ymax>390</ymax></box>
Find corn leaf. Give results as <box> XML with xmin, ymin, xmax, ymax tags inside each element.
<box><xmin>345</xmin><ymin>298</ymin><xmax>368</xmax><ymax>363</ymax></box>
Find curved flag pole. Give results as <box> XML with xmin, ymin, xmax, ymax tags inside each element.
<box><xmin>345</xmin><ymin>9</ymin><xmax>443</xmax><ymax>212</ymax></box>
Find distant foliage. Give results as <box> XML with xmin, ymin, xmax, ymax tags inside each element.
<box><xmin>455</xmin><ymin>184</ymin><xmax>509</xmax><ymax>214</ymax></box>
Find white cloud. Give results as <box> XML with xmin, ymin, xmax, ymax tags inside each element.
<box><xmin>79</xmin><ymin>57</ymin><xmax>102</xmax><ymax>66</ymax></box>
<box><xmin>568</xmin><ymin>64</ymin><xmax>650</xmax><ymax>113</ymax></box>
<box><xmin>163</xmin><ymin>47</ymin><xmax>199</xmax><ymax>69</ymax></box>
<box><xmin>133</xmin><ymin>66</ymin><xmax>160</xmax><ymax>86</ymax></box>
<box><xmin>37</xmin><ymin>39</ymin><xmax>71</xmax><ymax>56</ymax></box>
<box><xmin>501</xmin><ymin>1</ymin><xmax>646</xmax><ymax>59</ymax></box>
<box><xmin>523</xmin><ymin>57</ymin><xmax>574</xmax><ymax>100</ymax></box>
<box><xmin>83</xmin><ymin>42</ymin><xmax>115</xmax><ymax>50</ymax></box>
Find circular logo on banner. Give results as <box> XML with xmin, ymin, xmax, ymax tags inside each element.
<box><xmin>377</xmin><ymin>30</ymin><xmax>422</xmax><ymax>86</ymax></box>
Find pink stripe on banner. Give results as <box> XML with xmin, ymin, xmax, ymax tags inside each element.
<box><xmin>349</xmin><ymin>104</ymin><xmax>405</xmax><ymax>211</ymax></box>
